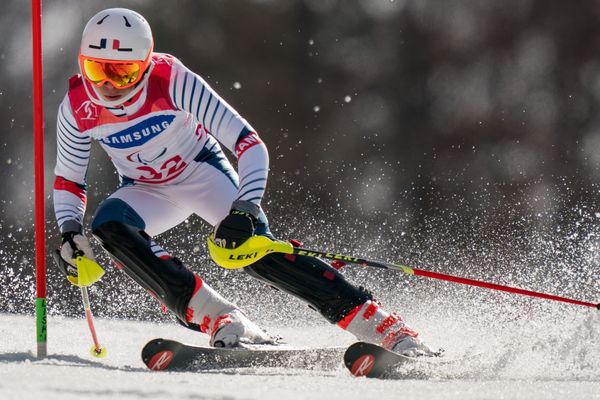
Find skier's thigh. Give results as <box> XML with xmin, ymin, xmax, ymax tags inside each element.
<box><xmin>102</xmin><ymin>185</ymin><xmax>190</xmax><ymax>236</ymax></box>
<box><xmin>178</xmin><ymin>163</ymin><xmax>239</xmax><ymax>226</ymax></box>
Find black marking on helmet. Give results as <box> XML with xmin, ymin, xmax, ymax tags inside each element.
<box><xmin>89</xmin><ymin>38</ymin><xmax>107</xmax><ymax>49</ymax></box>
<box><xmin>123</xmin><ymin>16</ymin><xmax>131</xmax><ymax>27</ymax></box>
<box><xmin>97</xmin><ymin>15</ymin><xmax>109</xmax><ymax>24</ymax></box>
<box><xmin>113</xmin><ymin>39</ymin><xmax>133</xmax><ymax>52</ymax></box>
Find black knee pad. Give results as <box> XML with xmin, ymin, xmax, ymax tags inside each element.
<box><xmin>244</xmin><ymin>253</ymin><xmax>372</xmax><ymax>323</ymax></box>
<box><xmin>92</xmin><ymin>220</ymin><xmax>196</xmax><ymax>322</ymax></box>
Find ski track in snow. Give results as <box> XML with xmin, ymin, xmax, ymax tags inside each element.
<box><xmin>1</xmin><ymin>313</ymin><xmax>599</xmax><ymax>400</ymax></box>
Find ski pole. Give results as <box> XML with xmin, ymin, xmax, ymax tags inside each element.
<box><xmin>293</xmin><ymin>247</ymin><xmax>599</xmax><ymax>309</ymax></box>
<box><xmin>51</xmin><ymin>250</ymin><xmax>107</xmax><ymax>357</ymax></box>
<box><xmin>80</xmin><ymin>285</ymin><xmax>106</xmax><ymax>358</ymax></box>
<box><xmin>207</xmin><ymin>235</ymin><xmax>599</xmax><ymax>310</ymax></box>
<box><xmin>71</xmin><ymin>250</ymin><xmax>107</xmax><ymax>358</ymax></box>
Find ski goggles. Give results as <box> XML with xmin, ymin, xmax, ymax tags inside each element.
<box><xmin>79</xmin><ymin>56</ymin><xmax>148</xmax><ymax>89</ymax></box>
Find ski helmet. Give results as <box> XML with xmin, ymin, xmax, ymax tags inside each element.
<box><xmin>78</xmin><ymin>8</ymin><xmax>154</xmax><ymax>107</ymax></box>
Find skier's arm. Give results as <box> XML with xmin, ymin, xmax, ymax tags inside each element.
<box><xmin>53</xmin><ymin>97</ymin><xmax>97</xmax><ymax>276</ymax></box>
<box><xmin>53</xmin><ymin>97</ymin><xmax>91</xmax><ymax>234</ymax></box>
<box><xmin>169</xmin><ymin>60</ymin><xmax>269</xmax><ymax>209</ymax></box>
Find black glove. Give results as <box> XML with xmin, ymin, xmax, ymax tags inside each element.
<box><xmin>59</xmin><ymin>231</ymin><xmax>96</xmax><ymax>266</ymax></box>
<box><xmin>213</xmin><ymin>201</ymin><xmax>260</xmax><ymax>249</ymax></box>
<box><xmin>52</xmin><ymin>231</ymin><xmax>102</xmax><ymax>286</ymax></box>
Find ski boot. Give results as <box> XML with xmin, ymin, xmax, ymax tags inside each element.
<box><xmin>209</xmin><ymin>309</ymin><xmax>274</xmax><ymax>348</ymax></box>
<box><xmin>339</xmin><ymin>299</ymin><xmax>441</xmax><ymax>357</ymax></box>
<box><xmin>185</xmin><ymin>274</ymin><xmax>273</xmax><ymax>348</ymax></box>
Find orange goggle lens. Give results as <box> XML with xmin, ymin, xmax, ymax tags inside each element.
<box><xmin>82</xmin><ymin>59</ymin><xmax>142</xmax><ymax>88</ymax></box>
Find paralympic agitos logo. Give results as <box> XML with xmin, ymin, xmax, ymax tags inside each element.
<box><xmin>101</xmin><ymin>115</ymin><xmax>175</xmax><ymax>149</ymax></box>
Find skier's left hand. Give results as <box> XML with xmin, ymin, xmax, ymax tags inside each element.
<box><xmin>213</xmin><ymin>200</ymin><xmax>260</xmax><ymax>249</ymax></box>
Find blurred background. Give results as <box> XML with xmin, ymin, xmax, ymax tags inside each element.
<box><xmin>0</xmin><ymin>0</ymin><xmax>598</xmax><ymax>327</ymax></box>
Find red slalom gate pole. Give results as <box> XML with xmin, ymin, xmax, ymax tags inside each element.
<box><xmin>31</xmin><ymin>0</ymin><xmax>47</xmax><ymax>358</ymax></box>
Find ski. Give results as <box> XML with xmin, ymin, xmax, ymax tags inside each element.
<box><xmin>344</xmin><ymin>341</ymin><xmax>442</xmax><ymax>379</ymax></box>
<box><xmin>142</xmin><ymin>338</ymin><xmax>345</xmax><ymax>372</ymax></box>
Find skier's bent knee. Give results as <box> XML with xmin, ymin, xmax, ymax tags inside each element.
<box><xmin>92</xmin><ymin>220</ymin><xmax>197</xmax><ymax>321</ymax></box>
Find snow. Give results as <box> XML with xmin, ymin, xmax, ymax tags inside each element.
<box><xmin>1</xmin><ymin>311</ymin><xmax>599</xmax><ymax>400</ymax></box>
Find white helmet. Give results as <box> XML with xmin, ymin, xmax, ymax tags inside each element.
<box><xmin>79</xmin><ymin>8</ymin><xmax>154</xmax><ymax>107</ymax></box>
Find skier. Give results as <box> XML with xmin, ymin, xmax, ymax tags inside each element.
<box><xmin>54</xmin><ymin>8</ymin><xmax>438</xmax><ymax>356</ymax></box>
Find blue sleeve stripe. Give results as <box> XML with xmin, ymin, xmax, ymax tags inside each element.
<box><xmin>57</xmin><ymin>214</ymin><xmax>82</xmax><ymax>224</ymax></box>
<box><xmin>57</xmin><ymin>136</ymin><xmax>90</xmax><ymax>160</ymax></box>
<box><xmin>56</xmin><ymin>146</ymin><xmax>89</xmax><ymax>168</ymax></box>
<box><xmin>237</xmin><ymin>187</ymin><xmax>265</xmax><ymax>200</ymax></box>
<box><xmin>56</xmin><ymin>212</ymin><xmax>81</xmax><ymax>221</ymax></box>
<box><xmin>54</xmin><ymin>202</ymin><xmax>85</xmax><ymax>211</ymax></box>
<box><xmin>206</xmin><ymin>141</ymin><xmax>217</xmax><ymax>153</ymax></box>
<box><xmin>56</xmin><ymin>146</ymin><xmax>89</xmax><ymax>163</ymax></box>
<box><xmin>187</xmin><ymin>76</ymin><xmax>197</xmax><ymax>112</ymax></box>
<box><xmin>57</xmin><ymin>115</ymin><xmax>80</xmax><ymax>138</ymax></box>
<box><xmin>202</xmin><ymin>93</ymin><xmax>214</xmax><ymax>127</ymax></box>
<box><xmin>56</xmin><ymin>209</ymin><xmax>82</xmax><ymax>217</ymax></box>
<box><xmin>238</xmin><ymin>177</ymin><xmax>266</xmax><ymax>192</ymax></box>
<box><xmin>58</xmin><ymin>120</ymin><xmax>91</xmax><ymax>145</ymax></box>
<box><xmin>214</xmin><ymin>105</ymin><xmax>229</xmax><ymax>135</ymax></box>
<box><xmin>57</xmin><ymin>148</ymin><xmax>89</xmax><ymax>165</ymax></box>
<box><xmin>171</xmin><ymin>70</ymin><xmax>179</xmax><ymax>108</ymax></box>
<box><xmin>59</xmin><ymin>106</ymin><xmax>80</xmax><ymax>132</ymax></box>
<box><xmin>241</xmin><ymin>168</ymin><xmax>267</xmax><ymax>180</ymax></box>
<box><xmin>55</xmin><ymin>158</ymin><xmax>86</xmax><ymax>175</ymax></box>
<box><xmin>224</xmin><ymin>113</ymin><xmax>235</xmax><ymax>134</ymax></box>
<box><xmin>57</xmin><ymin>132</ymin><xmax>90</xmax><ymax>155</ymax></box>
<box><xmin>208</xmin><ymin>102</ymin><xmax>222</xmax><ymax>133</ymax></box>
<box><xmin>54</xmin><ymin>200</ymin><xmax>85</xmax><ymax>207</ymax></box>
<box><xmin>55</xmin><ymin>160</ymin><xmax>87</xmax><ymax>176</ymax></box>
<box><xmin>180</xmin><ymin>72</ymin><xmax>188</xmax><ymax>110</ymax></box>
<box><xmin>195</xmin><ymin>85</ymin><xmax>206</xmax><ymax>122</ymax></box>
<box><xmin>55</xmin><ymin>209</ymin><xmax>83</xmax><ymax>216</ymax></box>
<box><xmin>57</xmin><ymin>132</ymin><xmax>90</xmax><ymax>151</ymax></box>
<box><xmin>58</xmin><ymin>117</ymin><xmax>90</xmax><ymax>144</ymax></box>
<box><xmin>57</xmin><ymin>146</ymin><xmax>89</xmax><ymax>162</ymax></box>
<box><xmin>55</xmin><ymin>212</ymin><xmax>84</xmax><ymax>220</ymax></box>
<box><xmin>243</xmin><ymin>196</ymin><xmax>262</xmax><ymax>203</ymax></box>
<box><xmin>58</xmin><ymin>129</ymin><xmax>91</xmax><ymax>147</ymax></box>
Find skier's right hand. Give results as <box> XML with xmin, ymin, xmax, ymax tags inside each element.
<box><xmin>60</xmin><ymin>232</ymin><xmax>97</xmax><ymax>267</ymax></box>
<box><xmin>54</xmin><ymin>232</ymin><xmax>104</xmax><ymax>287</ymax></box>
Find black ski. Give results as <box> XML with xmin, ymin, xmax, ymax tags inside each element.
<box><xmin>142</xmin><ymin>338</ymin><xmax>345</xmax><ymax>372</ymax></box>
<box><xmin>344</xmin><ymin>341</ymin><xmax>440</xmax><ymax>379</ymax></box>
